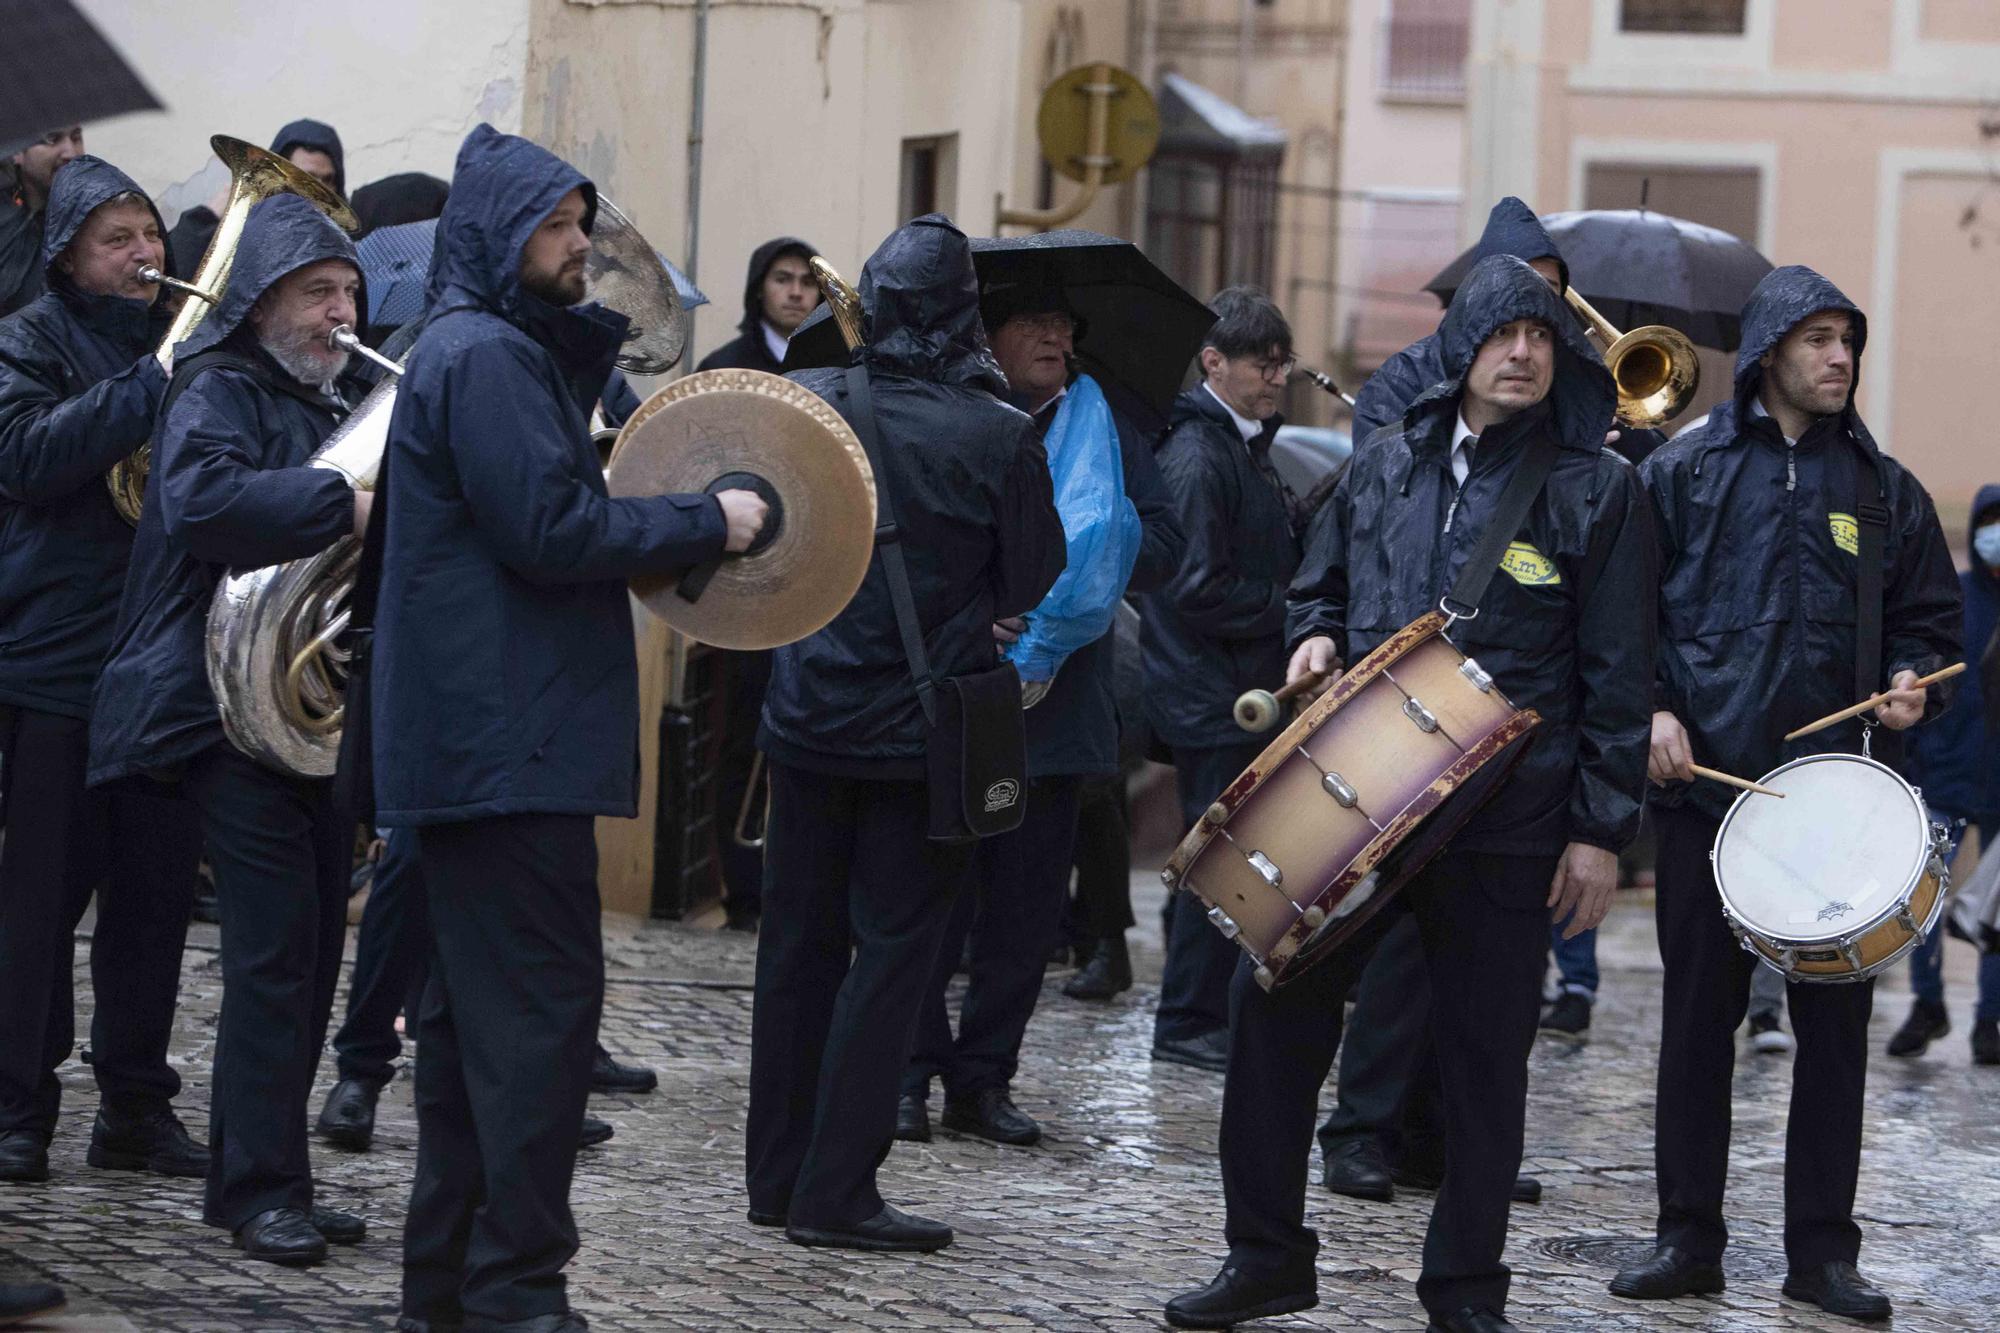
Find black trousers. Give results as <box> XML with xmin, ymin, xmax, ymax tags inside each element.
<box><xmin>905</xmin><ymin>774</ymin><xmax>1082</xmax><ymax>1102</ymax></box>
<box><xmin>184</xmin><ymin>743</ymin><xmax>348</xmax><ymax>1229</ymax></box>
<box><xmin>714</xmin><ymin>649</ymin><xmax>771</xmax><ymax>917</ymax></box>
<box><xmin>747</xmin><ymin>762</ymin><xmax>973</xmax><ymax>1227</ymax></box>
<box><xmin>1156</xmin><ymin>741</ymin><xmax>1265</xmax><ymax>1044</ymax></box>
<box><xmin>1220</xmin><ymin>847</ymin><xmax>1556</xmax><ymax>1317</ymax></box>
<box><xmin>402</xmin><ymin>814</ymin><xmax>602</xmax><ymax>1328</ymax></box>
<box><xmin>1068</xmin><ymin>775</ymin><xmax>1134</xmax><ymax>944</ymax></box>
<box><xmin>1316</xmin><ymin>913</ymin><xmax>1445</xmax><ymax>1172</ymax></box>
<box><xmin>332</xmin><ymin>827</ymin><xmax>430</xmax><ymax>1086</ymax></box>
<box><xmin>0</xmin><ymin>706</ymin><xmax>200</xmax><ymax>1135</ymax></box>
<box><xmin>1652</xmin><ymin>804</ymin><xmax>1873</xmax><ymax>1268</ymax></box>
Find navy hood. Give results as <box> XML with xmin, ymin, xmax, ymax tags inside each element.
<box><xmin>1412</xmin><ymin>253</ymin><xmax>1614</xmax><ymax>455</ymax></box>
<box><xmin>739</xmin><ymin>234</ymin><xmax>817</xmax><ymax>337</ymax></box>
<box><xmin>1472</xmin><ymin>196</ymin><xmax>1567</xmax><ymax>292</ymax></box>
<box><xmin>270</xmin><ymin>118</ymin><xmax>346</xmax><ymax>198</ymax></box>
<box><xmin>1732</xmin><ymin>264</ymin><xmax>1867</xmax><ymax>415</ymax></box>
<box><xmin>40</xmin><ymin>155</ymin><xmax>170</xmax><ymax>286</ymax></box>
<box><xmin>427</xmin><ymin>123</ymin><xmax>598</xmax><ymax>324</ymax></box>
<box><xmin>175</xmin><ymin>193</ymin><xmax>362</xmax><ymax>360</ymax></box>
<box><xmin>857</xmin><ymin>213</ymin><xmax>1007</xmax><ymax>393</ymax></box>
<box><xmin>1972</xmin><ymin>481</ymin><xmax>2000</xmax><ymax>576</ymax></box>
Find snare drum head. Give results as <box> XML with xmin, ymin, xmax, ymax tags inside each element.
<box><xmin>1714</xmin><ymin>754</ymin><xmax>1927</xmax><ymax>940</ymax></box>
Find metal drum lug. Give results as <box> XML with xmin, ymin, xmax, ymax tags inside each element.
<box><xmin>1776</xmin><ymin>946</ymin><xmax>1799</xmax><ymax>976</ymax></box>
<box><xmin>1458</xmin><ymin>657</ymin><xmax>1494</xmax><ymax>692</ymax></box>
<box><xmin>1402</xmin><ymin>697</ymin><xmax>1439</xmax><ymax>733</ymax></box>
<box><xmin>1320</xmin><ymin>771</ymin><xmax>1358</xmax><ymax>808</ymax></box>
<box><xmin>1245</xmin><ymin>851</ymin><xmax>1282</xmax><ymax>889</ymax></box>
<box><xmin>1206</xmin><ymin>905</ymin><xmax>1241</xmax><ymax>940</ymax></box>
<box><xmin>1840</xmin><ymin>940</ymin><xmax>1863</xmax><ymax>972</ymax></box>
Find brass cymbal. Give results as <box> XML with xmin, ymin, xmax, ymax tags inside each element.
<box><xmin>606</xmin><ymin>369</ymin><xmax>876</xmax><ymax>649</ymax></box>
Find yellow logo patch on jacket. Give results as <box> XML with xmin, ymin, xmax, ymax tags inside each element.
<box><xmin>1829</xmin><ymin>512</ymin><xmax>1859</xmax><ymax>556</ymax></box>
<box><xmin>1499</xmin><ymin>541</ymin><xmax>1561</xmax><ymax>587</ymax></box>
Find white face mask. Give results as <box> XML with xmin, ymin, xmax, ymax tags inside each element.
<box><xmin>1975</xmin><ymin>521</ymin><xmax>2000</xmax><ymax>567</ymax></box>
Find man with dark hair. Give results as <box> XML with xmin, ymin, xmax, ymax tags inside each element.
<box><xmin>1</xmin><ymin>127</ymin><xmax>86</xmax><ymax>318</ymax></box>
<box><xmin>1167</xmin><ymin>254</ymin><xmax>1655</xmax><ymax>1332</ymax></box>
<box><xmin>897</xmin><ymin>282</ymin><xmax>1183</xmax><ymax>1146</ymax></box>
<box><xmin>89</xmin><ymin>193</ymin><xmax>373</xmax><ymax>1266</ymax></box>
<box><xmin>169</xmin><ymin>119</ymin><xmax>346</xmax><ymax>282</ymax></box>
<box><xmin>697</xmin><ymin>235</ymin><xmax>821</xmax><ymax>375</ymax></box>
<box><xmin>372</xmin><ymin>124</ymin><xmax>761</xmax><ymax>1331</ymax></box>
<box><xmin>1140</xmin><ymin>285</ymin><xmax>1306</xmax><ymax>1074</ymax></box>
<box><xmin>1612</xmin><ymin>266</ymin><xmax>1960</xmax><ymax>1324</ymax></box>
<box><xmin>749</xmin><ymin>214</ymin><xmax>1062</xmax><ymax>1253</ymax></box>
<box><xmin>0</xmin><ymin>157</ymin><xmax>205</xmax><ymax>1187</ymax></box>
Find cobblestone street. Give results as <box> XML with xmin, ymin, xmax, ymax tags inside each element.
<box><xmin>3</xmin><ymin>877</ymin><xmax>1997</xmax><ymax>1332</ymax></box>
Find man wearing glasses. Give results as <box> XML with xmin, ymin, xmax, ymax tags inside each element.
<box><xmin>1139</xmin><ymin>286</ymin><xmax>1308</xmax><ymax>1073</ymax></box>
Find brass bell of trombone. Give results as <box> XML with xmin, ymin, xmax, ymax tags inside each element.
<box><xmin>1562</xmin><ymin>287</ymin><xmax>1700</xmax><ymax>431</ymax></box>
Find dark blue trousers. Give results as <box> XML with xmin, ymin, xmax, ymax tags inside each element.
<box><xmin>332</xmin><ymin>827</ymin><xmax>429</xmax><ymax>1086</ymax></box>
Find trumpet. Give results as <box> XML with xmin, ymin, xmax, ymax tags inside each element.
<box><xmin>330</xmin><ymin>324</ymin><xmax>403</xmax><ymax>379</ymax></box>
<box><xmin>1562</xmin><ymin>288</ymin><xmax>1700</xmax><ymax>431</ymax></box>
<box><xmin>138</xmin><ymin>265</ymin><xmax>216</xmax><ymax>305</ymax></box>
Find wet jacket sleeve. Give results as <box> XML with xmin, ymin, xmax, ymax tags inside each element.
<box><xmin>157</xmin><ymin>369</ymin><xmax>353</xmax><ymax>568</ymax></box>
<box><xmin>1567</xmin><ymin>459</ymin><xmax>1658</xmax><ymax>852</ymax></box>
<box><xmin>1157</xmin><ymin>434</ymin><xmax>1286</xmax><ymax>640</ymax></box>
<box><xmin>448</xmin><ymin>337</ymin><xmax>726</xmax><ymax>586</ymax></box>
<box><xmin>989</xmin><ymin>418</ymin><xmax>1065</xmax><ymax>619</ymax></box>
<box><xmin>0</xmin><ymin>343</ymin><xmax>165</xmax><ymax>505</ymax></box>
<box><xmin>1882</xmin><ymin>468</ymin><xmax>1963</xmax><ymax>720</ymax></box>
<box><xmin>1116</xmin><ymin>412</ymin><xmax>1185</xmax><ymax>595</ymax></box>
<box><xmin>1285</xmin><ymin>475</ymin><xmax>1351</xmax><ymax>660</ymax></box>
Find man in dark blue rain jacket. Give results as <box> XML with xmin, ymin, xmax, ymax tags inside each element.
<box><xmin>1167</xmin><ymin>255</ymin><xmax>1655</xmax><ymax>1332</ymax></box>
<box><xmin>371</xmin><ymin>124</ymin><xmax>758</xmax><ymax>1332</ymax></box>
<box><xmin>1139</xmin><ymin>286</ymin><xmax>1306</xmax><ymax>1074</ymax></box>
<box><xmin>1612</xmin><ymin>266</ymin><xmax>1960</xmax><ymax>1324</ymax></box>
<box><xmin>0</xmin><ymin>157</ymin><xmax>205</xmax><ymax>1188</ymax></box>
<box><xmin>898</xmin><ymin>281</ymin><xmax>1184</xmax><ymax>1147</ymax></box>
<box><xmin>168</xmin><ymin>118</ymin><xmax>347</xmax><ymax>283</ymax></box>
<box><xmin>1</xmin><ymin>127</ymin><xmax>85</xmax><ymax>319</ymax></box>
<box><xmin>749</xmin><ymin>214</ymin><xmax>1062</xmax><ymax>1255</ymax></box>
<box><xmin>88</xmin><ymin>192</ymin><xmax>372</xmax><ymax>1267</ymax></box>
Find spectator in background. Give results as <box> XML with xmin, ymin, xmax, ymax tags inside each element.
<box><xmin>1</xmin><ymin>126</ymin><xmax>85</xmax><ymax>318</ymax></box>
<box><xmin>169</xmin><ymin>118</ymin><xmax>346</xmax><ymax>281</ymax></box>
<box><xmin>697</xmin><ymin>236</ymin><xmax>820</xmax><ymax>375</ymax></box>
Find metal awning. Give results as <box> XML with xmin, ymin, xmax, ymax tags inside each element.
<box><xmin>1156</xmin><ymin>72</ymin><xmax>1287</xmax><ymax>161</ymax></box>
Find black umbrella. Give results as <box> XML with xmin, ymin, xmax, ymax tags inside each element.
<box><xmin>0</xmin><ymin>0</ymin><xmax>161</xmax><ymax>156</ymax></box>
<box><xmin>1425</xmin><ymin>209</ymin><xmax>1771</xmax><ymax>351</ymax></box>
<box><xmin>787</xmin><ymin>229</ymin><xmax>1215</xmax><ymax>426</ymax></box>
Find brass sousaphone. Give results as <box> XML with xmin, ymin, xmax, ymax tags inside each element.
<box><xmin>206</xmin><ymin>196</ymin><xmax>694</xmax><ymax>777</ymax></box>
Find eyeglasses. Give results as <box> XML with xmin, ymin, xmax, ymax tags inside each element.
<box><xmin>1007</xmin><ymin>312</ymin><xmax>1076</xmax><ymax>336</ymax></box>
<box><xmin>1251</xmin><ymin>355</ymin><xmax>1298</xmax><ymax>382</ymax></box>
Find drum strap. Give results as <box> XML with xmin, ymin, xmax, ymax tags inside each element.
<box><xmin>1440</xmin><ymin>432</ymin><xmax>1558</xmax><ymax>621</ymax></box>
<box><xmin>844</xmin><ymin>360</ymin><xmax>938</xmax><ymax>724</ymax></box>
<box><xmin>1844</xmin><ymin>442</ymin><xmax>1889</xmax><ymax>701</ymax></box>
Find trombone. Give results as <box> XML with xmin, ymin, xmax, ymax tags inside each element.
<box><xmin>1562</xmin><ymin>289</ymin><xmax>1700</xmax><ymax>431</ymax></box>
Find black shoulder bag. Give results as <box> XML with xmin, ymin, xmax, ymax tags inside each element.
<box><xmin>843</xmin><ymin>361</ymin><xmax>1027</xmax><ymax>843</ymax></box>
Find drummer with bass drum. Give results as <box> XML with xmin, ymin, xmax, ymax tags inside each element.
<box><xmin>1165</xmin><ymin>254</ymin><xmax>1656</xmax><ymax>1333</ymax></box>
<box><xmin>1611</xmin><ymin>266</ymin><xmax>1960</xmax><ymax>1324</ymax></box>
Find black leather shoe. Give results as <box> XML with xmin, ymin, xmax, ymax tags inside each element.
<box><xmin>1391</xmin><ymin>1162</ymin><xmax>1542</xmax><ymax>1204</ymax></box>
<box><xmin>590</xmin><ymin>1044</ymin><xmax>657</xmax><ymax>1095</ymax></box>
<box><xmin>88</xmin><ymin>1104</ymin><xmax>208</xmax><ymax>1178</ymax></box>
<box><xmin>894</xmin><ymin>1093</ymin><xmax>931</xmax><ymax>1143</ymax></box>
<box><xmin>1782</xmin><ymin>1260</ymin><xmax>1891</xmax><ymax>1322</ymax></box>
<box><xmin>1426</xmin><ymin>1306</ymin><xmax>1517</xmax><ymax>1332</ymax></box>
<box><xmin>1322</xmin><ymin>1139</ymin><xmax>1394</xmax><ymax>1202</ymax></box>
<box><xmin>1608</xmin><ymin>1245</ymin><xmax>1725</xmax><ymax>1299</ymax></box>
<box><xmin>0</xmin><ymin>1280</ymin><xmax>65</xmax><ymax>1324</ymax></box>
<box><xmin>1973</xmin><ymin>1018</ymin><xmax>1999</xmax><ymax>1066</ymax></box>
<box><xmin>746</xmin><ymin>1207</ymin><xmax>786</xmax><ymax>1227</ymax></box>
<box><xmin>232</xmin><ymin>1207</ymin><xmax>328</xmax><ymax>1266</ymax></box>
<box><xmin>1887</xmin><ymin>999</ymin><xmax>1949</xmax><ymax>1057</ymax></box>
<box><xmin>310</xmin><ymin>1205</ymin><xmax>366</xmax><ymax>1245</ymax></box>
<box><xmin>0</xmin><ymin>1130</ymin><xmax>49</xmax><ymax>1184</ymax></box>
<box><xmin>1063</xmin><ymin>935</ymin><xmax>1133</xmax><ymax>1000</ymax></box>
<box><xmin>941</xmin><ymin>1087</ymin><xmax>1041</xmax><ymax>1146</ymax></box>
<box><xmin>579</xmin><ymin>1116</ymin><xmax>614</xmax><ymax>1148</ymax></box>
<box><xmin>786</xmin><ymin>1203</ymin><xmax>953</xmax><ymax>1252</ymax></box>
<box><xmin>314</xmin><ymin>1078</ymin><xmax>381</xmax><ymax>1151</ymax></box>
<box><xmin>1164</xmin><ymin>1266</ymin><xmax>1316</xmax><ymax>1329</ymax></box>
<box><xmin>1152</xmin><ymin>1029</ymin><xmax>1229</xmax><ymax>1073</ymax></box>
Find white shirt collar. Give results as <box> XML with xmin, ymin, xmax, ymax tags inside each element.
<box><xmin>761</xmin><ymin>320</ymin><xmax>790</xmax><ymax>365</ymax></box>
<box><xmin>1452</xmin><ymin>412</ymin><xmax>1478</xmax><ymax>454</ymax></box>
<box><xmin>1449</xmin><ymin>412</ymin><xmax>1479</xmax><ymax>485</ymax></box>
<box><xmin>1202</xmin><ymin>381</ymin><xmax>1264</xmax><ymax>443</ymax></box>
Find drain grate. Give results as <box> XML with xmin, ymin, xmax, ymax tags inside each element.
<box><xmin>1539</xmin><ymin>1235</ymin><xmax>1785</xmax><ymax>1279</ymax></box>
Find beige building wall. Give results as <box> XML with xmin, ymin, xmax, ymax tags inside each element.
<box><xmin>1466</xmin><ymin>0</ymin><xmax>2000</xmax><ymax>524</ymax></box>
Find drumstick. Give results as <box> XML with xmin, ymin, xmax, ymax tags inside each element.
<box><xmin>1690</xmin><ymin>764</ymin><xmax>1783</xmax><ymax>798</ymax></box>
<box><xmin>1271</xmin><ymin>670</ymin><xmax>1327</xmax><ymax>705</ymax></box>
<box><xmin>1782</xmin><ymin>662</ymin><xmax>1967</xmax><ymax>741</ymax></box>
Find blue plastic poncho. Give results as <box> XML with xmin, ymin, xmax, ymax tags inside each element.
<box><xmin>1004</xmin><ymin>374</ymin><xmax>1142</xmax><ymax>684</ymax></box>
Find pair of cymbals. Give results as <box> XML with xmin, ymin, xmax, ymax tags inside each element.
<box><xmin>605</xmin><ymin>369</ymin><xmax>875</xmax><ymax>650</ymax></box>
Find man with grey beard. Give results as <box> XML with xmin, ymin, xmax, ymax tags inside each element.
<box><xmin>90</xmin><ymin>194</ymin><xmax>372</xmax><ymax>1268</ymax></box>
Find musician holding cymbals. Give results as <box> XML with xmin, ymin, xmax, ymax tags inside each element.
<box><xmin>1167</xmin><ymin>253</ymin><xmax>1655</xmax><ymax>1333</ymax></box>
<box><xmin>1612</xmin><ymin>266</ymin><xmax>1960</xmax><ymax>1324</ymax></box>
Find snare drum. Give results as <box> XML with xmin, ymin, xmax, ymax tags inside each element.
<box><xmin>1160</xmin><ymin>612</ymin><xmax>1542</xmax><ymax>991</ymax></box>
<box><xmin>1711</xmin><ymin>752</ymin><xmax>1950</xmax><ymax>982</ymax></box>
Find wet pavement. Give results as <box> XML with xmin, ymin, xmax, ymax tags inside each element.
<box><xmin>3</xmin><ymin>876</ymin><xmax>1997</xmax><ymax>1331</ymax></box>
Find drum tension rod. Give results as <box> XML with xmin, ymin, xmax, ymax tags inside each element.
<box><xmin>1215</xmin><ymin>826</ymin><xmax>1283</xmax><ymax>889</ymax></box>
<box><xmin>1379</xmin><ymin>667</ymin><xmax>1468</xmax><ymax>753</ymax></box>
<box><xmin>1292</xmin><ymin>746</ymin><xmax>1385</xmax><ymax>832</ymax></box>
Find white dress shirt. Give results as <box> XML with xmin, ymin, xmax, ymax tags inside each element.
<box><xmin>1202</xmin><ymin>381</ymin><xmax>1265</xmax><ymax>443</ymax></box>
<box><xmin>1450</xmin><ymin>412</ymin><xmax>1479</xmax><ymax>487</ymax></box>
